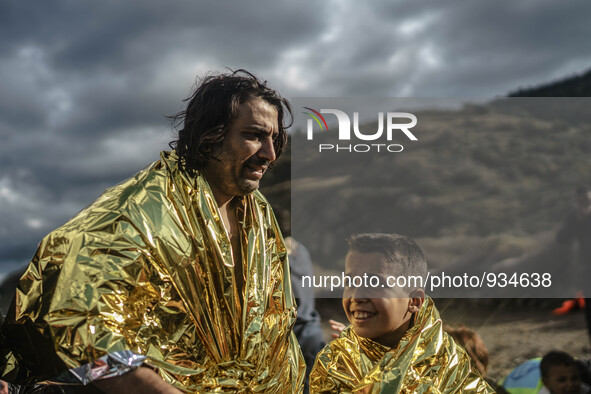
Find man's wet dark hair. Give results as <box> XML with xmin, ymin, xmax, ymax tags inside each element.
<box><xmin>540</xmin><ymin>350</ymin><xmax>577</xmax><ymax>378</ymax></box>
<box><xmin>347</xmin><ymin>233</ymin><xmax>428</xmax><ymax>281</ymax></box>
<box><xmin>169</xmin><ymin>69</ymin><xmax>291</xmax><ymax>170</ymax></box>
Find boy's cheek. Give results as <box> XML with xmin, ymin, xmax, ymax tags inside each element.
<box><xmin>342</xmin><ymin>298</ymin><xmax>351</xmax><ymax>315</ymax></box>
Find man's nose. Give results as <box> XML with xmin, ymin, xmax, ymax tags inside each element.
<box><xmin>349</xmin><ymin>286</ymin><xmax>371</xmax><ymax>301</ymax></box>
<box><xmin>258</xmin><ymin>136</ymin><xmax>276</xmax><ymax>162</ymax></box>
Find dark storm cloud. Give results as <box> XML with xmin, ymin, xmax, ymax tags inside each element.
<box><xmin>404</xmin><ymin>0</ymin><xmax>591</xmax><ymax>95</ymax></box>
<box><xmin>1</xmin><ymin>0</ymin><xmax>327</xmax><ymax>135</ymax></box>
<box><xmin>286</xmin><ymin>0</ymin><xmax>591</xmax><ymax>96</ymax></box>
<box><xmin>2</xmin><ymin>1</ymin><xmax>323</xmax><ymax>70</ymax></box>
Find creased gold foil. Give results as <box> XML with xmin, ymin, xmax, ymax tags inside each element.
<box><xmin>309</xmin><ymin>297</ymin><xmax>493</xmax><ymax>393</ymax></box>
<box><xmin>0</xmin><ymin>151</ymin><xmax>305</xmax><ymax>392</ymax></box>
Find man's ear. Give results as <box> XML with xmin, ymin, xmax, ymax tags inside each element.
<box><xmin>407</xmin><ymin>289</ymin><xmax>425</xmax><ymax>313</ymax></box>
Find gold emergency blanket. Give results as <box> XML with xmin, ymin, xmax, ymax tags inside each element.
<box><xmin>309</xmin><ymin>298</ymin><xmax>492</xmax><ymax>393</ymax></box>
<box><xmin>0</xmin><ymin>151</ymin><xmax>305</xmax><ymax>392</ymax></box>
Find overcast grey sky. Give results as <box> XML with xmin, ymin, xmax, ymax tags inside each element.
<box><xmin>1</xmin><ymin>0</ymin><xmax>591</xmax><ymax>274</ymax></box>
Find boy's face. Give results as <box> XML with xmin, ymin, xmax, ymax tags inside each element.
<box><xmin>342</xmin><ymin>251</ymin><xmax>423</xmax><ymax>348</ymax></box>
<box><xmin>543</xmin><ymin>364</ymin><xmax>581</xmax><ymax>394</ymax></box>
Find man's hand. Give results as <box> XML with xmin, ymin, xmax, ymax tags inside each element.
<box><xmin>93</xmin><ymin>367</ymin><xmax>183</xmax><ymax>394</ymax></box>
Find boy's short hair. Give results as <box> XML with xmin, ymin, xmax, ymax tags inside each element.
<box><xmin>347</xmin><ymin>233</ymin><xmax>428</xmax><ymax>281</ymax></box>
<box><xmin>540</xmin><ymin>350</ymin><xmax>577</xmax><ymax>378</ymax></box>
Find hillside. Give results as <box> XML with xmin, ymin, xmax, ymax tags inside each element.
<box><xmin>288</xmin><ymin>99</ymin><xmax>591</xmax><ymax>291</ymax></box>
<box><xmin>510</xmin><ymin>67</ymin><xmax>591</xmax><ymax>97</ymax></box>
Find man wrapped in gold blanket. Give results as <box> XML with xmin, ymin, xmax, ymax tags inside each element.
<box><xmin>0</xmin><ymin>70</ymin><xmax>304</xmax><ymax>393</ymax></box>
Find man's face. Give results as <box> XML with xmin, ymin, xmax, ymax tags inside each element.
<box><xmin>543</xmin><ymin>364</ymin><xmax>581</xmax><ymax>394</ymax></box>
<box><xmin>202</xmin><ymin>98</ymin><xmax>278</xmax><ymax>203</ymax></box>
<box><xmin>342</xmin><ymin>251</ymin><xmax>421</xmax><ymax>348</ymax></box>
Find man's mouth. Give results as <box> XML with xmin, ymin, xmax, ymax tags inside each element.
<box><xmin>244</xmin><ymin>157</ymin><xmax>270</xmax><ymax>180</ymax></box>
<box><xmin>244</xmin><ymin>164</ymin><xmax>267</xmax><ymax>179</ymax></box>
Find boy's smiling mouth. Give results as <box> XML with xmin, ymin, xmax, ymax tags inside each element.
<box><xmin>352</xmin><ymin>310</ymin><xmax>377</xmax><ymax>320</ymax></box>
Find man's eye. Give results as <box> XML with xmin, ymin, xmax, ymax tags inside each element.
<box><xmin>244</xmin><ymin>133</ymin><xmax>259</xmax><ymax>140</ymax></box>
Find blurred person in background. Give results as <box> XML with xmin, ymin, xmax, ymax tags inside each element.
<box><xmin>555</xmin><ymin>185</ymin><xmax>591</xmax><ymax>342</ymax></box>
<box><xmin>276</xmin><ymin>208</ymin><xmax>326</xmax><ymax>394</ymax></box>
